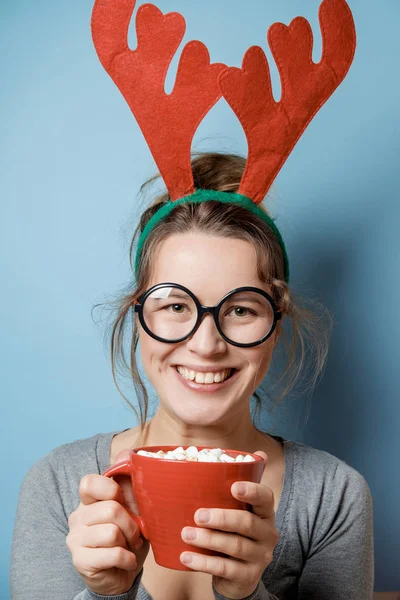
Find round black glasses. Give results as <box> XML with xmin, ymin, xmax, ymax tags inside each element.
<box><xmin>133</xmin><ymin>283</ymin><xmax>282</xmax><ymax>348</ymax></box>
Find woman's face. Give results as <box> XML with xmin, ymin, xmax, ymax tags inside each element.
<box><xmin>137</xmin><ymin>233</ymin><xmax>280</xmax><ymax>427</ymax></box>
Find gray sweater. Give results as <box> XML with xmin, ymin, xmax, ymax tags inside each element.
<box><xmin>10</xmin><ymin>431</ymin><xmax>374</xmax><ymax>600</ymax></box>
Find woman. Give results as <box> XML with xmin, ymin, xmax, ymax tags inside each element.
<box><xmin>11</xmin><ymin>0</ymin><xmax>373</xmax><ymax>598</ymax></box>
<box><xmin>10</xmin><ymin>153</ymin><xmax>373</xmax><ymax>600</ymax></box>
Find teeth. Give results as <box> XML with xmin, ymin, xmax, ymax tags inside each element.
<box><xmin>195</xmin><ymin>372</ymin><xmax>205</xmax><ymax>384</ymax></box>
<box><xmin>182</xmin><ymin>368</ymin><xmax>195</xmax><ymax>380</ymax></box>
<box><xmin>177</xmin><ymin>366</ymin><xmax>233</xmax><ymax>384</ymax></box>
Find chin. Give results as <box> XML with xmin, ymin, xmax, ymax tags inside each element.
<box><xmin>166</xmin><ymin>398</ymin><xmax>230</xmax><ymax>428</ymax></box>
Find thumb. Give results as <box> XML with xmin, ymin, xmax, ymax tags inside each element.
<box><xmin>254</xmin><ymin>450</ymin><xmax>268</xmax><ymax>474</ymax></box>
<box><xmin>115</xmin><ymin>449</ymin><xmax>133</xmax><ymax>463</ymax></box>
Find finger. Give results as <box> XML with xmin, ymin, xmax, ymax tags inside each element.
<box><xmin>180</xmin><ymin>551</ymin><xmax>248</xmax><ymax>580</ymax></box>
<box><xmin>193</xmin><ymin>506</ymin><xmax>269</xmax><ymax>542</ymax></box>
<box><xmin>74</xmin><ymin>523</ymin><xmax>144</xmax><ymax>553</ymax></box>
<box><xmin>254</xmin><ymin>450</ymin><xmax>268</xmax><ymax>469</ymax></box>
<box><xmin>231</xmin><ymin>481</ymin><xmax>275</xmax><ymax>519</ymax></box>
<box><xmin>181</xmin><ymin>527</ymin><xmax>260</xmax><ymax>562</ymax></box>
<box><xmin>79</xmin><ymin>474</ymin><xmax>125</xmax><ymax>506</ymax></box>
<box><xmin>78</xmin><ymin>501</ymin><xmax>141</xmax><ymax>549</ymax></box>
<box><xmin>74</xmin><ymin>546</ymin><xmax>137</xmax><ymax>574</ymax></box>
<box><xmin>75</xmin><ymin>523</ymin><xmax>129</xmax><ymax>550</ymax></box>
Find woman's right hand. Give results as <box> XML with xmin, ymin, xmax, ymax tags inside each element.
<box><xmin>66</xmin><ymin>450</ymin><xmax>149</xmax><ymax>596</ymax></box>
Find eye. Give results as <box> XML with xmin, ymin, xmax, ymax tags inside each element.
<box><xmin>228</xmin><ymin>306</ymin><xmax>256</xmax><ymax>317</ymax></box>
<box><xmin>165</xmin><ymin>303</ymin><xmax>187</xmax><ymax>314</ymax></box>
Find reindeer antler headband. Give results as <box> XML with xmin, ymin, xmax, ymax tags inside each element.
<box><xmin>91</xmin><ymin>0</ymin><xmax>356</xmax><ymax>283</ymax></box>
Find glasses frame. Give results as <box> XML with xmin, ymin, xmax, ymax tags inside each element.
<box><xmin>133</xmin><ymin>282</ymin><xmax>282</xmax><ymax>348</ymax></box>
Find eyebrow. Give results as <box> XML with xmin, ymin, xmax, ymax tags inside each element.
<box><xmin>167</xmin><ymin>292</ymin><xmax>191</xmax><ymax>300</ymax></box>
<box><xmin>149</xmin><ymin>290</ymin><xmax>267</xmax><ymax>305</ymax></box>
<box><xmin>150</xmin><ymin>291</ymin><xmax>192</xmax><ymax>300</ymax></box>
<box><xmin>225</xmin><ymin>294</ymin><xmax>265</xmax><ymax>306</ymax></box>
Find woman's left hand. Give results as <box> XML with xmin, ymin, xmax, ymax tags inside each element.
<box><xmin>180</xmin><ymin>451</ymin><xmax>279</xmax><ymax>600</ymax></box>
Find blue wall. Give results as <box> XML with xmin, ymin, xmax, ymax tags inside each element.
<box><xmin>2</xmin><ymin>0</ymin><xmax>399</xmax><ymax>595</ymax></box>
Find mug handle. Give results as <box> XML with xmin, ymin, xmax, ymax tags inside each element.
<box><xmin>102</xmin><ymin>459</ymin><xmax>150</xmax><ymax>540</ymax></box>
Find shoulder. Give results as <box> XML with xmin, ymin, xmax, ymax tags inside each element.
<box><xmin>289</xmin><ymin>439</ymin><xmax>371</xmax><ymax>494</ymax></box>
<box><xmin>21</xmin><ymin>430</ymin><xmax>119</xmax><ymax>518</ymax></box>
<box><xmin>286</xmin><ymin>439</ymin><xmax>372</xmax><ymax>533</ymax></box>
<box><xmin>30</xmin><ymin>430</ymin><xmax>116</xmax><ymax>476</ymax></box>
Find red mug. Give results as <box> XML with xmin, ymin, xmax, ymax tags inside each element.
<box><xmin>102</xmin><ymin>446</ymin><xmax>265</xmax><ymax>570</ymax></box>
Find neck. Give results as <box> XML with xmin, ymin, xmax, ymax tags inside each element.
<box><xmin>136</xmin><ymin>407</ymin><xmax>270</xmax><ymax>454</ymax></box>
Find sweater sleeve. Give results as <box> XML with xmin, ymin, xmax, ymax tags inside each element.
<box><xmin>10</xmin><ymin>456</ymin><xmax>143</xmax><ymax>600</ymax></box>
<box><xmin>213</xmin><ymin>580</ymin><xmax>279</xmax><ymax>600</ymax></box>
<box><xmin>73</xmin><ymin>572</ymin><xmax>143</xmax><ymax>600</ymax></box>
<box><xmin>297</xmin><ymin>467</ymin><xmax>374</xmax><ymax>600</ymax></box>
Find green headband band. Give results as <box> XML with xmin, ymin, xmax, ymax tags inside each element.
<box><xmin>135</xmin><ymin>189</ymin><xmax>290</xmax><ymax>283</ymax></box>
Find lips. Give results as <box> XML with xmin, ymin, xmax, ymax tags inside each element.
<box><xmin>173</xmin><ymin>365</ymin><xmax>240</xmax><ymax>393</ymax></box>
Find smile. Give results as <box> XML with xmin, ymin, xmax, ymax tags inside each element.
<box><xmin>175</xmin><ymin>366</ymin><xmax>235</xmax><ymax>384</ymax></box>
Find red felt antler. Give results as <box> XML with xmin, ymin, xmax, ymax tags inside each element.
<box><xmin>91</xmin><ymin>0</ymin><xmax>226</xmax><ymax>201</ymax></box>
<box><xmin>219</xmin><ymin>0</ymin><xmax>356</xmax><ymax>204</ymax></box>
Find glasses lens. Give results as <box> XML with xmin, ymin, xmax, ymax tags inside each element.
<box><xmin>218</xmin><ymin>290</ymin><xmax>275</xmax><ymax>345</ymax></box>
<box><xmin>142</xmin><ymin>286</ymin><xmax>197</xmax><ymax>341</ymax></box>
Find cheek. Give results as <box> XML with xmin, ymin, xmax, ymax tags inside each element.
<box><xmin>139</xmin><ymin>333</ymin><xmax>161</xmax><ymax>368</ymax></box>
<box><xmin>137</xmin><ymin>328</ymin><xmax>177</xmax><ymax>381</ymax></box>
<box><xmin>248</xmin><ymin>340</ymin><xmax>276</xmax><ymax>387</ymax></box>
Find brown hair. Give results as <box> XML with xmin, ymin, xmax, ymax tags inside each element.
<box><xmin>94</xmin><ymin>152</ymin><xmax>332</xmax><ymax>444</ymax></box>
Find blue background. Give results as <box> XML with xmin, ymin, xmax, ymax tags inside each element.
<box><xmin>2</xmin><ymin>0</ymin><xmax>399</xmax><ymax>596</ymax></box>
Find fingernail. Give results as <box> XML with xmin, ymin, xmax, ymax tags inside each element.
<box><xmin>183</xmin><ymin>527</ymin><xmax>196</xmax><ymax>540</ymax></box>
<box><xmin>234</xmin><ymin>483</ymin><xmax>246</xmax><ymax>495</ymax></box>
<box><xmin>196</xmin><ymin>509</ymin><xmax>210</xmax><ymax>523</ymax></box>
<box><xmin>181</xmin><ymin>552</ymin><xmax>193</xmax><ymax>564</ymax></box>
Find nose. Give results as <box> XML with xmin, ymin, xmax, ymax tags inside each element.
<box><xmin>185</xmin><ymin>312</ymin><xmax>227</xmax><ymax>355</ymax></box>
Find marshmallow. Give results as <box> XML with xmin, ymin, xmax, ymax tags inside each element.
<box><xmin>136</xmin><ymin>446</ymin><xmax>255</xmax><ymax>462</ymax></box>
